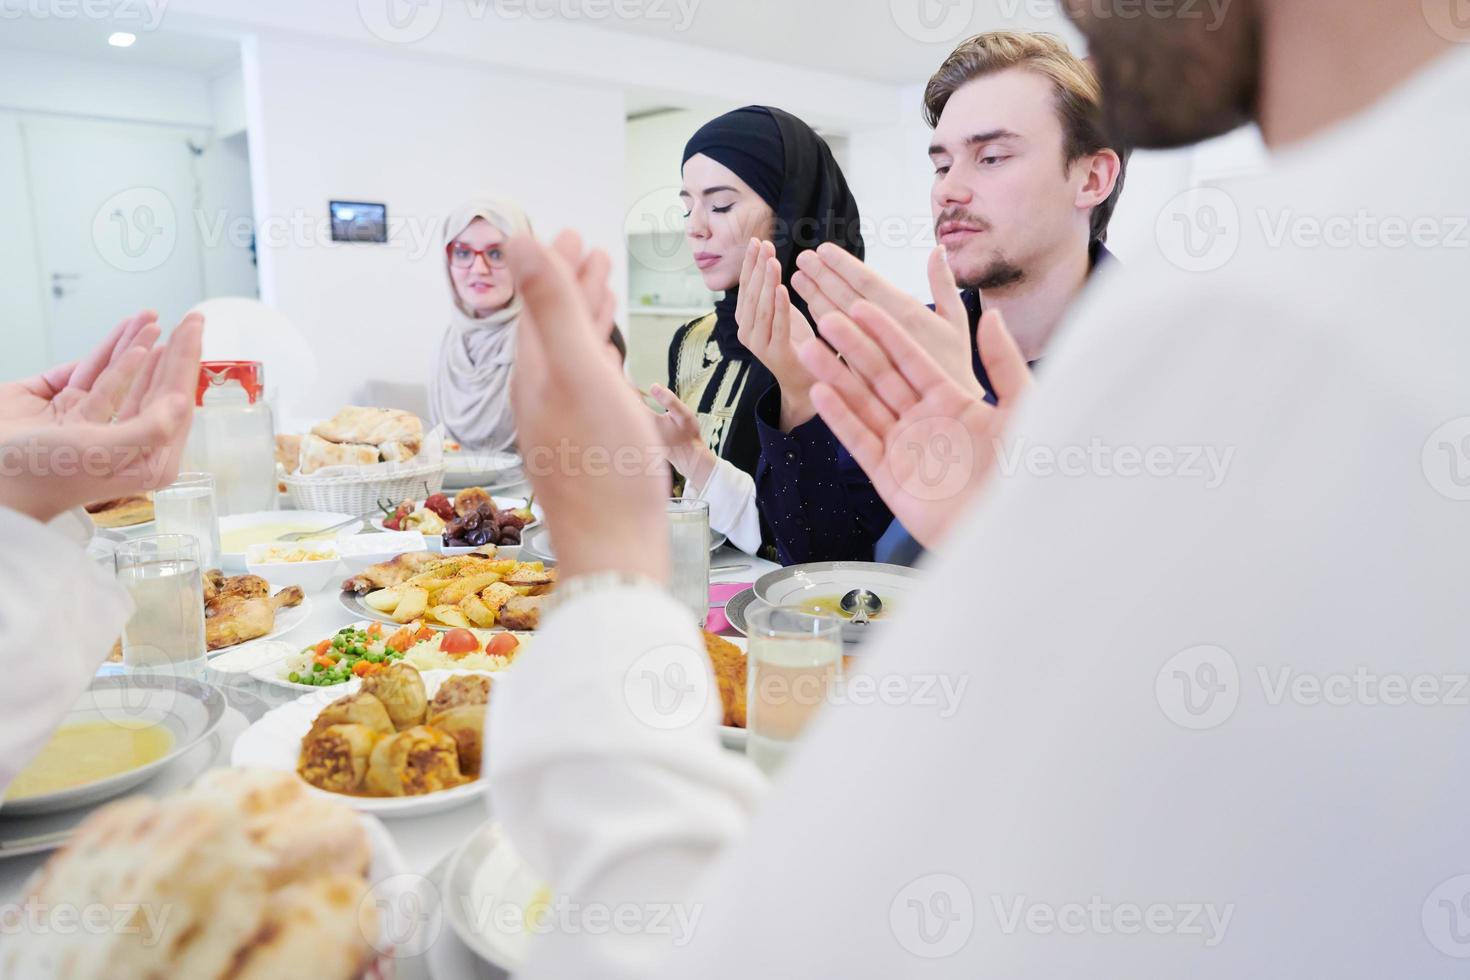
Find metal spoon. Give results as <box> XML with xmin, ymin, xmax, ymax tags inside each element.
<box><xmin>840</xmin><ymin>588</ymin><xmax>883</xmax><ymax>625</ymax></box>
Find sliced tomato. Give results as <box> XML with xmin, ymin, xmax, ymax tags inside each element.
<box><xmin>486</xmin><ymin>633</ymin><xmax>519</xmax><ymax>658</ymax></box>
<box><xmin>440</xmin><ymin>628</ymin><xmax>480</xmax><ymax>657</ymax></box>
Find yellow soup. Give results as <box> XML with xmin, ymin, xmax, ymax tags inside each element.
<box><xmin>221</xmin><ymin>523</ymin><xmax>324</xmax><ymax>553</ymax></box>
<box><xmin>796</xmin><ymin>594</ymin><xmax>892</xmax><ymax>621</ymax></box>
<box><xmin>6</xmin><ymin>722</ymin><xmax>174</xmax><ymax>800</ymax></box>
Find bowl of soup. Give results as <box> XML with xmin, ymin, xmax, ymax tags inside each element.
<box><xmin>753</xmin><ymin>561</ymin><xmax>923</xmax><ymax>643</ymax></box>
<box><xmin>1</xmin><ymin>675</ymin><xmax>226</xmax><ymax>816</ymax></box>
<box><xmin>217</xmin><ymin>511</ymin><xmax>363</xmax><ymax>572</ymax></box>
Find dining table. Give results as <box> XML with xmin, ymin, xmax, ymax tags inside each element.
<box><xmin>0</xmin><ymin>488</ymin><xmax>778</xmax><ymax>978</ymax></box>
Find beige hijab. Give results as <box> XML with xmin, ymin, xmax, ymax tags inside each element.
<box><xmin>428</xmin><ymin>199</ymin><xmax>532</xmax><ymax>453</ymax></box>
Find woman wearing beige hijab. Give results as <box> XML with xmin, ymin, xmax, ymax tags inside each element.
<box><xmin>429</xmin><ymin>199</ymin><xmax>531</xmax><ymax>453</ymax></box>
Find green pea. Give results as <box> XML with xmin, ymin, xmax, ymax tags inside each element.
<box><xmin>288</xmin><ymin>671</ymin><xmax>300</xmax><ymax>683</ymax></box>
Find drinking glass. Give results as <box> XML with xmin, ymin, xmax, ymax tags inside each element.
<box><xmin>668</xmin><ymin>497</ymin><xmax>711</xmax><ymax>626</ymax></box>
<box><xmin>745</xmin><ymin>607</ymin><xmax>843</xmax><ymax>776</ymax></box>
<box><xmin>154</xmin><ymin>472</ymin><xmax>221</xmax><ymax>572</ymax></box>
<box><xmin>115</xmin><ymin>534</ymin><xmax>207</xmax><ymax>679</ymax></box>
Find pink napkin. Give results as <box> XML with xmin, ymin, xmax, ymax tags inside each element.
<box><xmin>705</xmin><ymin>582</ymin><xmax>753</xmax><ymax>635</ymax></box>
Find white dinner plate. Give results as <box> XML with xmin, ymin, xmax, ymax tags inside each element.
<box><xmin>443</xmin><ymin>821</ymin><xmax>549</xmax><ymax>971</ymax></box>
<box><xmin>218</xmin><ymin>510</ymin><xmax>363</xmax><ymax>571</ymax></box>
<box><xmin>212</xmin><ymin>625</ymin><xmax>521</xmax><ymax>695</ymax></box>
<box><xmin>722</xmin><ymin>587</ymin><xmax>761</xmax><ymax>637</ymax></box>
<box><xmin>1</xmin><ymin>676</ymin><xmax>226</xmax><ymax>817</ymax></box>
<box><xmin>208</xmin><ymin>593</ymin><xmax>312</xmax><ymax>656</ymax></box>
<box><xmin>753</xmin><ymin>561</ymin><xmax>922</xmax><ymax>643</ymax></box>
<box><xmin>0</xmin><ymin>705</ymin><xmax>249</xmax><ymax>859</ymax></box>
<box><xmin>370</xmin><ymin>496</ymin><xmax>541</xmax><ymax>542</ymax></box>
<box><xmin>339</xmin><ymin>546</ymin><xmax>529</xmax><ymax>630</ymax></box>
<box><xmin>443</xmin><ymin>450</ymin><xmax>524</xmax><ymax>491</ymax></box>
<box><xmin>230</xmin><ymin>669</ymin><xmax>494</xmax><ymax>817</ymax></box>
<box><xmin>520</xmin><ymin>523</ymin><xmax>726</xmax><ymax>562</ymax></box>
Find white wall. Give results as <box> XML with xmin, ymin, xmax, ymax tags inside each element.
<box><xmin>209</xmin><ymin>65</ymin><xmax>247</xmax><ymax>137</ymax></box>
<box><xmin>196</xmin><ymin>130</ymin><xmax>259</xmax><ymax>301</ymax></box>
<box><xmin>241</xmin><ymin>30</ymin><xmax>627</xmax><ymax>420</ymax></box>
<box><xmin>0</xmin><ymin>46</ymin><xmax>214</xmax><ymax>126</ymax></box>
<box><xmin>0</xmin><ymin>46</ymin><xmax>253</xmax><ymax>379</ymax></box>
<box><xmin>0</xmin><ymin>109</ymin><xmax>48</xmax><ymax>376</ymax></box>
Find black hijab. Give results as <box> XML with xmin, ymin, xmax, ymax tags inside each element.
<box><xmin>682</xmin><ymin>105</ymin><xmax>865</xmax><ymax>360</ymax></box>
<box><xmin>673</xmin><ymin>106</ymin><xmax>864</xmax><ymax>493</ymax></box>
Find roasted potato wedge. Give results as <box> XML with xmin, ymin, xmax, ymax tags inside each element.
<box><xmin>435</xmin><ymin>572</ymin><xmax>504</xmax><ymax>605</ymax></box>
<box><xmin>364</xmin><ymin>588</ymin><xmax>402</xmax><ymax>613</ymax></box>
<box><xmin>480</xmin><ymin>582</ymin><xmax>518</xmax><ymax>615</ymax></box>
<box><xmin>392</xmin><ymin>586</ymin><xmax>429</xmax><ymax>624</ymax></box>
<box><xmin>429</xmin><ymin>605</ymin><xmax>472</xmax><ymax>628</ymax></box>
<box><xmin>458</xmin><ymin>594</ymin><xmax>498</xmax><ymax>628</ymax></box>
<box><xmin>503</xmin><ymin>566</ymin><xmax>554</xmax><ymax>588</ymax></box>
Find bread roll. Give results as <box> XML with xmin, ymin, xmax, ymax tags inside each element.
<box><xmin>227</xmin><ymin>874</ymin><xmax>379</xmax><ymax>980</ymax></box>
<box><xmin>3</xmin><ymin>796</ymin><xmax>270</xmax><ymax>980</ymax></box>
<box><xmin>299</xmin><ymin>434</ymin><xmax>380</xmax><ymax>475</ymax></box>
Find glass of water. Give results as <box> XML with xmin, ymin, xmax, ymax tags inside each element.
<box><xmin>745</xmin><ymin>607</ymin><xmax>843</xmax><ymax>776</ymax></box>
<box><xmin>667</xmin><ymin>497</ymin><xmax>711</xmax><ymax>627</ymax></box>
<box><xmin>154</xmin><ymin>472</ymin><xmax>221</xmax><ymax>572</ymax></box>
<box><xmin>115</xmin><ymin>534</ymin><xmax>207</xmax><ymax>680</ymax></box>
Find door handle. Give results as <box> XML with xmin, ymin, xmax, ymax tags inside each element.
<box><xmin>51</xmin><ymin>272</ymin><xmax>81</xmax><ymax>299</ymax></box>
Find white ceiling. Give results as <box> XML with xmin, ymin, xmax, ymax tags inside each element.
<box><xmin>0</xmin><ymin>14</ymin><xmax>240</xmax><ymax>73</ymax></box>
<box><xmin>563</xmin><ymin>0</ymin><xmax>1075</xmax><ymax>85</ymax></box>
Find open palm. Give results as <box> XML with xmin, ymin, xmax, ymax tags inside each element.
<box><xmin>797</xmin><ymin>300</ymin><xmax>1031</xmax><ymax>549</ymax></box>
<box><xmin>792</xmin><ymin>243</ymin><xmax>988</xmax><ymax>399</ymax></box>
<box><xmin>0</xmin><ymin>312</ymin><xmax>160</xmax><ymax>434</ymax></box>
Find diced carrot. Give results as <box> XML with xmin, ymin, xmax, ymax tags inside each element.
<box><xmin>314</xmin><ymin>653</ymin><xmax>336</xmax><ymax>668</ymax></box>
<box><xmin>314</xmin><ymin>639</ymin><xmax>332</xmax><ymax>657</ymax></box>
<box><xmin>366</xmin><ymin>622</ymin><xmax>383</xmax><ymax>638</ymax></box>
<box><xmin>385</xmin><ymin>626</ymin><xmax>415</xmax><ymax>653</ymax></box>
<box><xmin>413</xmin><ymin>625</ymin><xmax>435</xmax><ymax>643</ymax></box>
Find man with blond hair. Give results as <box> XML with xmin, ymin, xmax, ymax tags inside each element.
<box><xmin>743</xmin><ymin>31</ymin><xmax>1126</xmax><ymax>563</ymax></box>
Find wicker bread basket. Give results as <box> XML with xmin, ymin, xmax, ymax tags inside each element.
<box><xmin>283</xmin><ymin>459</ymin><xmax>446</xmax><ymax>515</ymax></box>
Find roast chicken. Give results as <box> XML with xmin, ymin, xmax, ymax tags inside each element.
<box><xmin>204</xmin><ymin>576</ymin><xmax>304</xmax><ymax>651</ymax></box>
<box><xmin>340</xmin><ymin>551</ymin><xmax>441</xmax><ymax>595</ymax></box>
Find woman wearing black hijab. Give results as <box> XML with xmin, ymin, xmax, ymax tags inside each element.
<box><xmin>645</xmin><ymin>105</ymin><xmax>863</xmax><ymax>559</ymax></box>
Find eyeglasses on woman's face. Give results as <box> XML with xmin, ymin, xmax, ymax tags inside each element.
<box><xmin>447</xmin><ymin>241</ymin><xmax>508</xmax><ymax>270</ymax></box>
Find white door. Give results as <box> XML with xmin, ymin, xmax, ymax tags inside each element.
<box><xmin>23</xmin><ymin>116</ymin><xmax>208</xmax><ymax>365</ymax></box>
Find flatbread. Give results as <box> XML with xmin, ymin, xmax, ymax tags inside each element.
<box><xmin>85</xmin><ymin>494</ymin><xmax>154</xmax><ymax>528</ymax></box>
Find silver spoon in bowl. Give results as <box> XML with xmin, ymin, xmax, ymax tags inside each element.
<box><xmin>840</xmin><ymin>588</ymin><xmax>883</xmax><ymax>625</ymax></box>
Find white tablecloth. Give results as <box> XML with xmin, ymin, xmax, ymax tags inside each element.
<box><xmin>0</xmin><ymin>526</ymin><xmax>775</xmax><ymax>977</ymax></box>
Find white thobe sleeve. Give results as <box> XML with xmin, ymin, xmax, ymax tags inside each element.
<box><xmin>0</xmin><ymin>508</ymin><xmax>133</xmax><ymax>797</ymax></box>
<box><xmin>687</xmin><ymin>458</ymin><xmax>762</xmax><ymax>555</ymax></box>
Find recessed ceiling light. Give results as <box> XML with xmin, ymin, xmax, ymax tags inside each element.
<box><xmin>108</xmin><ymin>32</ymin><xmax>136</xmax><ymax>48</ymax></box>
